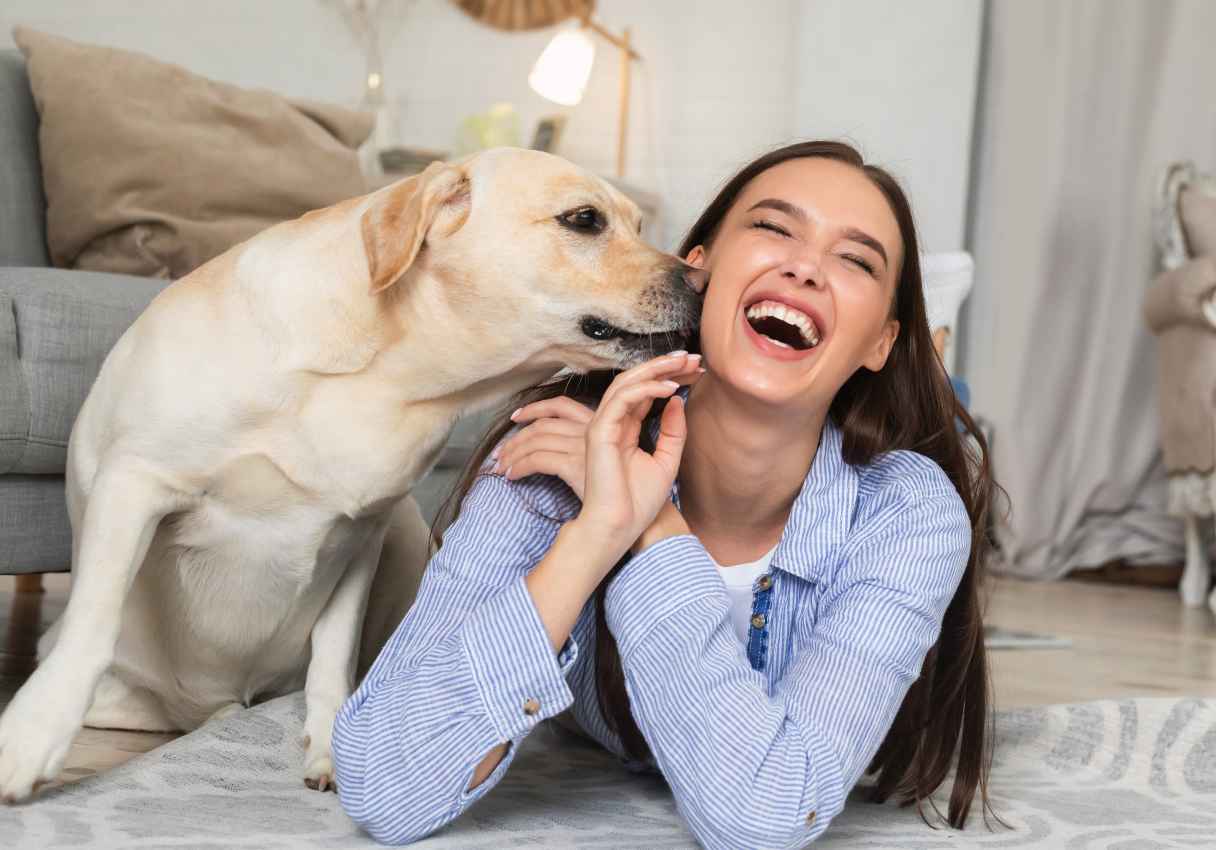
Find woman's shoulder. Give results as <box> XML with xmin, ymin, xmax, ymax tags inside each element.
<box><xmin>830</xmin><ymin>449</ymin><xmax>972</xmax><ymax>589</ymax></box>
<box><xmin>849</xmin><ymin>448</ymin><xmax>967</xmax><ymax>531</ymax></box>
<box><xmin>464</xmin><ymin>454</ymin><xmax>582</xmax><ymax>525</ymax></box>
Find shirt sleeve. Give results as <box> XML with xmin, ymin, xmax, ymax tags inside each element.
<box><xmin>604</xmin><ymin>483</ymin><xmax>971</xmax><ymax>850</ymax></box>
<box><xmin>331</xmin><ymin>472</ymin><xmax>577</xmax><ymax>846</ymax></box>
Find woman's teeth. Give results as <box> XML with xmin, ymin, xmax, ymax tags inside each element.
<box><xmin>744</xmin><ymin>300</ymin><xmax>821</xmax><ymax>348</ymax></box>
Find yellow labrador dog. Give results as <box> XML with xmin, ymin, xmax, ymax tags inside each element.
<box><xmin>0</xmin><ymin>147</ymin><xmax>703</xmax><ymax>801</ymax></box>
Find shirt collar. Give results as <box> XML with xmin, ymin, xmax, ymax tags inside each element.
<box><xmin>773</xmin><ymin>418</ymin><xmax>856</xmax><ymax>582</ymax></box>
<box><xmin>666</xmin><ymin>390</ymin><xmax>855</xmax><ymax>584</ymax></box>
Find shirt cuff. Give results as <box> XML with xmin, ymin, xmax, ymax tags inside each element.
<box><xmin>462</xmin><ymin>574</ymin><xmax>577</xmax><ymax>742</ymax></box>
<box><xmin>604</xmin><ymin>533</ymin><xmax>728</xmax><ymax>660</ymax></box>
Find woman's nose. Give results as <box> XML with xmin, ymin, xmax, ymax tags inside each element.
<box><xmin>779</xmin><ymin>252</ymin><xmax>824</xmax><ymax>288</ymax></box>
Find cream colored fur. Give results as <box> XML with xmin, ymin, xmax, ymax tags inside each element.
<box><xmin>0</xmin><ymin>148</ymin><xmax>700</xmax><ymax>801</ymax></box>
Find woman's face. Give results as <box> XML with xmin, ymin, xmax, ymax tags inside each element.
<box><xmin>689</xmin><ymin>157</ymin><xmax>902</xmax><ymax>410</ymax></box>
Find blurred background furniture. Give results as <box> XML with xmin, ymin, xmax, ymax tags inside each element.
<box><xmin>961</xmin><ymin>0</ymin><xmax>1216</xmax><ymax>582</ymax></box>
<box><xmin>0</xmin><ymin>48</ymin><xmax>171</xmax><ymax>589</ymax></box>
<box><xmin>922</xmin><ymin>251</ymin><xmax>974</xmax><ymax>375</ymax></box>
<box><xmin>1146</xmin><ymin>162</ymin><xmax>1216</xmax><ymax>614</ymax></box>
<box><xmin>0</xmin><ymin>46</ymin><xmax>465</xmax><ymax>590</ymax></box>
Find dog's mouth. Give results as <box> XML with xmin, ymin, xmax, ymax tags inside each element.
<box><xmin>743</xmin><ymin>299</ymin><xmax>821</xmax><ymax>351</ymax></box>
<box><xmin>580</xmin><ymin>316</ymin><xmax>693</xmax><ymax>356</ymax></box>
<box><xmin>578</xmin><ymin>265</ymin><xmax>703</xmax><ymax>365</ymax></box>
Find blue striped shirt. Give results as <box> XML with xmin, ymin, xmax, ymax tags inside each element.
<box><xmin>332</xmin><ymin>418</ymin><xmax>971</xmax><ymax>848</ymax></box>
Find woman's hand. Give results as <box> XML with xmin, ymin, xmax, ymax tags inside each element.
<box><xmin>493</xmin><ymin>355</ymin><xmax>702</xmax><ymax>503</ymax></box>
<box><xmin>492</xmin><ymin>396</ymin><xmax>595</xmax><ymax>499</ymax></box>
<box><xmin>566</xmin><ymin>351</ymin><xmax>702</xmax><ymax>562</ymax></box>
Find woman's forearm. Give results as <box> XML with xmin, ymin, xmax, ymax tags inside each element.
<box><xmin>467</xmin><ymin>520</ymin><xmax>617</xmax><ymax>790</ymax></box>
<box><xmin>524</xmin><ymin>520</ymin><xmax>619</xmax><ymax>652</ymax></box>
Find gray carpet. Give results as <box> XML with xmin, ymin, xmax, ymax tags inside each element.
<box><xmin>1</xmin><ymin>694</ymin><xmax>1213</xmax><ymax>849</ymax></box>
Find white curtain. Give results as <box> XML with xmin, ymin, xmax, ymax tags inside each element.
<box><xmin>961</xmin><ymin>0</ymin><xmax>1216</xmax><ymax>578</ymax></box>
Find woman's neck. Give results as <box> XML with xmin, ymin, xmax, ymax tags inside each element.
<box><xmin>678</xmin><ymin>376</ymin><xmax>826</xmax><ymax>564</ymax></box>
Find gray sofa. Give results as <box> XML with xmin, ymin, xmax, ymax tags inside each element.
<box><xmin>0</xmin><ymin>48</ymin><xmax>468</xmax><ymax>577</ymax></box>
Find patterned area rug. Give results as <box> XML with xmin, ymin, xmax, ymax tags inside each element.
<box><xmin>1</xmin><ymin>695</ymin><xmax>1212</xmax><ymax>849</ymax></box>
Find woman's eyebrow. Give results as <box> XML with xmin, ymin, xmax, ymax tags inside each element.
<box><xmin>841</xmin><ymin>227</ymin><xmax>888</xmax><ymax>266</ymax></box>
<box><xmin>748</xmin><ymin>198</ymin><xmax>807</xmax><ymax>222</ymax></box>
<box><xmin>747</xmin><ymin>199</ymin><xmax>889</xmax><ymax>266</ymax></box>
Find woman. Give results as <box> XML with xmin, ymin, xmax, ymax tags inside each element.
<box><xmin>331</xmin><ymin>140</ymin><xmax>997</xmax><ymax>848</ymax></box>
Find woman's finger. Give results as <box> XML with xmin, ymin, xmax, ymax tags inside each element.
<box><xmin>496</xmin><ymin>417</ymin><xmax>586</xmax><ymax>456</ymax></box>
<box><xmin>600</xmin><ymin>352</ymin><xmax>701</xmax><ymax>408</ymax></box>
<box><xmin>495</xmin><ymin>433</ymin><xmax>583</xmax><ymax>474</ymax></box>
<box><xmin>650</xmin><ymin>393</ymin><xmax>688</xmax><ymax>478</ymax></box>
<box><xmin>494</xmin><ymin>417</ymin><xmax>585</xmax><ymax>462</ymax></box>
<box><xmin>502</xmin><ymin>449</ymin><xmax>581</xmax><ymax>486</ymax></box>
<box><xmin>671</xmin><ymin>366</ymin><xmax>707</xmax><ymax>387</ymax></box>
<box><xmin>510</xmin><ymin>396</ymin><xmax>594</xmax><ymax>426</ymax></box>
<box><xmin>588</xmin><ymin>379</ymin><xmax>681</xmax><ymax>443</ymax></box>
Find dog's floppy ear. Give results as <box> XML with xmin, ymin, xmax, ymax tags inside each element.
<box><xmin>361</xmin><ymin>161</ymin><xmax>470</xmax><ymax>295</ymax></box>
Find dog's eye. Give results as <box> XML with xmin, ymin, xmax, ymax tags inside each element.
<box><xmin>558</xmin><ymin>206</ymin><xmax>606</xmax><ymax>234</ymax></box>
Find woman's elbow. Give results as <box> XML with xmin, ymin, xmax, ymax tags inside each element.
<box><xmin>690</xmin><ymin>816</ymin><xmax>824</xmax><ymax>850</ymax></box>
<box><xmin>354</xmin><ymin>810</ymin><xmax>441</xmax><ymax>848</ymax></box>
<box><xmin>685</xmin><ymin>788</ymin><xmax>829</xmax><ymax>850</ymax></box>
<box><xmin>335</xmin><ymin>775</ymin><xmax>450</xmax><ymax>847</ymax></box>
<box><xmin>331</xmin><ymin>713</ymin><xmax>462</xmax><ymax>846</ymax></box>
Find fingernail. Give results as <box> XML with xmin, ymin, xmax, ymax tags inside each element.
<box><xmin>663</xmin><ymin>380</ymin><xmax>680</xmax><ymax>389</ymax></box>
<box><xmin>509</xmin><ymin>408</ymin><xmax>521</xmax><ymax>421</ymax></box>
<box><xmin>687</xmin><ymin>353</ymin><xmax>701</xmax><ymax>361</ymax></box>
<box><xmin>666</xmin><ymin>350</ymin><xmax>687</xmax><ymax>357</ymax></box>
<box><xmin>490</xmin><ymin>447</ymin><xmax>499</xmax><ymax>460</ymax></box>
<box><xmin>697</xmin><ymin>366</ymin><xmax>706</xmax><ymax>373</ymax></box>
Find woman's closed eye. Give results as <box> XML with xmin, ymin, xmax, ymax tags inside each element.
<box><xmin>752</xmin><ymin>219</ymin><xmax>791</xmax><ymax>238</ymax></box>
<box><xmin>841</xmin><ymin>254</ymin><xmax>877</xmax><ymax>276</ymax></box>
<box><xmin>752</xmin><ymin>218</ymin><xmax>879</xmax><ymax>276</ymax></box>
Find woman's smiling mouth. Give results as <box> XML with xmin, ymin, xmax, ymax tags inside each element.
<box><xmin>739</xmin><ymin>295</ymin><xmax>826</xmax><ymax>360</ymax></box>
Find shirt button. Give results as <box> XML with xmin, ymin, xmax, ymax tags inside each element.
<box><xmin>757</xmin><ymin>575</ymin><xmax>773</xmax><ymax>591</ymax></box>
<box><xmin>750</xmin><ymin>613</ymin><xmax>766</xmax><ymax>630</ymax></box>
<box><xmin>806</xmin><ymin>810</ymin><xmax>817</xmax><ymax>826</ymax></box>
<box><xmin>522</xmin><ymin>698</ymin><xmax>541</xmax><ymax>716</ymax></box>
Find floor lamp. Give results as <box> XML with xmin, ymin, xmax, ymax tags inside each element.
<box><xmin>528</xmin><ymin>17</ymin><xmax>640</xmax><ymax>178</ymax></box>
<box><xmin>453</xmin><ymin>1</ymin><xmax>641</xmax><ymax>178</ymax></box>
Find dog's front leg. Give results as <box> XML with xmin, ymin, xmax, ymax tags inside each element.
<box><xmin>302</xmin><ymin>521</ymin><xmax>387</xmax><ymax>792</ymax></box>
<box><xmin>0</xmin><ymin>460</ymin><xmax>181</xmax><ymax>802</ymax></box>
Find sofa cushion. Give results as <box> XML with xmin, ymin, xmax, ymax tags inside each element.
<box><xmin>0</xmin><ymin>267</ymin><xmax>168</xmax><ymax>475</ymax></box>
<box><xmin>0</xmin><ymin>49</ymin><xmax>50</xmax><ymax>267</ymax></box>
<box><xmin>0</xmin><ymin>474</ymin><xmax>71</xmax><ymax>573</ymax></box>
<box><xmin>13</xmin><ymin>26</ymin><xmax>374</xmax><ymax>280</ymax></box>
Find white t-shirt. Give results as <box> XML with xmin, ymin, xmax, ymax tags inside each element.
<box><xmin>711</xmin><ymin>546</ymin><xmax>778</xmax><ymax>644</ymax></box>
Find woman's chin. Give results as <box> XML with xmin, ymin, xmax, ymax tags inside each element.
<box><xmin>706</xmin><ymin>360</ymin><xmax>811</xmax><ymax>409</ymax></box>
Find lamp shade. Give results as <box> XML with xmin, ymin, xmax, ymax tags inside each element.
<box><xmin>528</xmin><ymin>25</ymin><xmax>595</xmax><ymax>106</ymax></box>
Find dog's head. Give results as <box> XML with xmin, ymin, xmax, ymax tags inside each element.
<box><xmin>360</xmin><ymin>147</ymin><xmax>704</xmax><ymax>373</ymax></box>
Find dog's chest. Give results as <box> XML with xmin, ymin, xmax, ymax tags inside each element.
<box><xmin>175</xmin><ymin>452</ymin><xmax>383</xmax><ymax>572</ymax></box>
<box><xmin>159</xmin><ymin>455</ymin><xmax>385</xmax><ymax>677</ymax></box>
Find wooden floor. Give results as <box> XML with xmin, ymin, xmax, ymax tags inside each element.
<box><xmin>2</xmin><ymin>572</ymin><xmax>1214</xmax><ymax>789</ymax></box>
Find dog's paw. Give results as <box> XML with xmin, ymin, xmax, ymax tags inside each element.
<box><xmin>0</xmin><ymin>679</ymin><xmax>78</xmax><ymax>803</ymax></box>
<box><xmin>301</xmin><ymin>698</ymin><xmax>340</xmax><ymax>793</ymax></box>
<box><xmin>303</xmin><ymin>753</ymin><xmax>336</xmax><ymax>793</ymax></box>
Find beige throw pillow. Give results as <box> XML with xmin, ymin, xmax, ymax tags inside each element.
<box><xmin>14</xmin><ymin>26</ymin><xmax>374</xmax><ymax>279</ymax></box>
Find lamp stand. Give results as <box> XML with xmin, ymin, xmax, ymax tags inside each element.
<box><xmin>616</xmin><ymin>27</ymin><xmax>631</xmax><ymax>178</ymax></box>
<box><xmin>580</xmin><ymin>16</ymin><xmax>640</xmax><ymax>178</ymax></box>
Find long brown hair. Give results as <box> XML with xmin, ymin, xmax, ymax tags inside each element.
<box><xmin>433</xmin><ymin>140</ymin><xmax>998</xmax><ymax>829</ymax></box>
